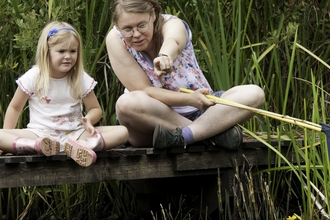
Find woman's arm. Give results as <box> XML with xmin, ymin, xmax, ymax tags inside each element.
<box><xmin>153</xmin><ymin>17</ymin><xmax>188</xmax><ymax>76</ymax></box>
<box><xmin>106</xmin><ymin>28</ymin><xmax>154</xmax><ymax>92</ymax></box>
<box><xmin>3</xmin><ymin>88</ymin><xmax>29</xmax><ymax>128</ymax></box>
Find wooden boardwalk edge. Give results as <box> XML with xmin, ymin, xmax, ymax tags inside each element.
<box><xmin>0</xmin><ymin>138</ymin><xmax>302</xmax><ymax>188</ymax></box>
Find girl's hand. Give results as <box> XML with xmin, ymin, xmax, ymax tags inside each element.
<box><xmin>82</xmin><ymin>117</ymin><xmax>95</xmax><ymax>135</ymax></box>
<box><xmin>153</xmin><ymin>54</ymin><xmax>173</xmax><ymax>77</ymax></box>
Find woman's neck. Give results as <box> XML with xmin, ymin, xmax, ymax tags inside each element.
<box><xmin>143</xmin><ymin>37</ymin><xmax>161</xmax><ymax>60</ymax></box>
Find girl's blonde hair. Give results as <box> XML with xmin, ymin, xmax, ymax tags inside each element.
<box><xmin>34</xmin><ymin>21</ymin><xmax>84</xmax><ymax>100</ymax></box>
<box><xmin>111</xmin><ymin>0</ymin><xmax>165</xmax><ymax>51</ymax></box>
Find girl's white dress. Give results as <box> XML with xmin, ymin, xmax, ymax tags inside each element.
<box><xmin>16</xmin><ymin>66</ymin><xmax>97</xmax><ymax>150</ymax></box>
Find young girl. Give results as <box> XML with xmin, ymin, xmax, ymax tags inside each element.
<box><xmin>1</xmin><ymin>21</ymin><xmax>128</xmax><ymax>167</ymax></box>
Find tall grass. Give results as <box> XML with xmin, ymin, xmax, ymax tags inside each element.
<box><xmin>165</xmin><ymin>0</ymin><xmax>330</xmax><ymax>219</ymax></box>
<box><xmin>1</xmin><ymin>0</ymin><xmax>330</xmax><ymax>219</ymax></box>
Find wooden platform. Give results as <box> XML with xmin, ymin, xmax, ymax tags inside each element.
<box><xmin>0</xmin><ymin>137</ymin><xmax>299</xmax><ymax>188</ymax></box>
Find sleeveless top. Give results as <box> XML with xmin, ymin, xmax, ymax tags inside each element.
<box><xmin>114</xmin><ymin>14</ymin><xmax>213</xmax><ymax>115</ymax></box>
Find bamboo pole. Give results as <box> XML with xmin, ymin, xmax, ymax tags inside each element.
<box><xmin>179</xmin><ymin>88</ymin><xmax>322</xmax><ymax>132</ymax></box>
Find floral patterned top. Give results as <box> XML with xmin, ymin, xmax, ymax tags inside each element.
<box><xmin>114</xmin><ymin>14</ymin><xmax>213</xmax><ymax>115</ymax></box>
<box><xmin>16</xmin><ymin>66</ymin><xmax>97</xmax><ymax>130</ymax></box>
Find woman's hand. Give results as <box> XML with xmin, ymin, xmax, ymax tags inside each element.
<box><xmin>189</xmin><ymin>88</ymin><xmax>215</xmax><ymax>110</ymax></box>
<box><xmin>153</xmin><ymin>54</ymin><xmax>173</xmax><ymax>77</ymax></box>
<box><xmin>82</xmin><ymin>117</ymin><xmax>95</xmax><ymax>135</ymax></box>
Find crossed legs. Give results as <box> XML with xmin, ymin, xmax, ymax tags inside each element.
<box><xmin>116</xmin><ymin>85</ymin><xmax>265</xmax><ymax>147</ymax></box>
<box><xmin>0</xmin><ymin>126</ymin><xmax>128</xmax><ymax>166</ymax></box>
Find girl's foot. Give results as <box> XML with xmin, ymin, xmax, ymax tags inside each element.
<box><xmin>64</xmin><ymin>140</ymin><xmax>97</xmax><ymax>167</ymax></box>
<box><xmin>35</xmin><ymin>137</ymin><xmax>60</xmax><ymax>156</ymax></box>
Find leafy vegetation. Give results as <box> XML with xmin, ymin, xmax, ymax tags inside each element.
<box><xmin>1</xmin><ymin>0</ymin><xmax>330</xmax><ymax>219</ymax></box>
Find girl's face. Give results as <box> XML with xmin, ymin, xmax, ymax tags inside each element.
<box><xmin>116</xmin><ymin>12</ymin><xmax>156</xmax><ymax>52</ymax></box>
<box><xmin>49</xmin><ymin>38</ymin><xmax>79</xmax><ymax>78</ymax></box>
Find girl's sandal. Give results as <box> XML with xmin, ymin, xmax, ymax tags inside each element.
<box><xmin>35</xmin><ymin>137</ymin><xmax>60</xmax><ymax>156</ymax></box>
<box><xmin>64</xmin><ymin>140</ymin><xmax>97</xmax><ymax>167</ymax></box>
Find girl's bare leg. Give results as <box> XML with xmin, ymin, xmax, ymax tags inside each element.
<box><xmin>78</xmin><ymin>125</ymin><xmax>129</xmax><ymax>150</ymax></box>
<box><xmin>0</xmin><ymin>129</ymin><xmax>60</xmax><ymax>155</ymax></box>
<box><xmin>64</xmin><ymin>125</ymin><xmax>129</xmax><ymax>166</ymax></box>
<box><xmin>0</xmin><ymin>129</ymin><xmax>38</xmax><ymax>153</ymax></box>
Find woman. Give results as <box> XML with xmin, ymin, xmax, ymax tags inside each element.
<box><xmin>106</xmin><ymin>0</ymin><xmax>265</xmax><ymax>149</ymax></box>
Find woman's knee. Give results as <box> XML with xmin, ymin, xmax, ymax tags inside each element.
<box><xmin>248</xmin><ymin>85</ymin><xmax>265</xmax><ymax>107</ymax></box>
<box><xmin>225</xmin><ymin>84</ymin><xmax>265</xmax><ymax>107</ymax></box>
<box><xmin>115</xmin><ymin>91</ymin><xmax>150</xmax><ymax>115</ymax></box>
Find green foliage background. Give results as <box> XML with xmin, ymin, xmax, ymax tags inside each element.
<box><xmin>1</xmin><ymin>0</ymin><xmax>330</xmax><ymax>131</ymax></box>
<box><xmin>1</xmin><ymin>0</ymin><xmax>330</xmax><ymax>132</ymax></box>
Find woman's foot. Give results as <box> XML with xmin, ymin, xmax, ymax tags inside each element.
<box><xmin>153</xmin><ymin>124</ymin><xmax>243</xmax><ymax>150</ymax></box>
<box><xmin>204</xmin><ymin>125</ymin><xmax>243</xmax><ymax>150</ymax></box>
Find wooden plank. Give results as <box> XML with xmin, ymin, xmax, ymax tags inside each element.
<box><xmin>174</xmin><ymin>144</ymin><xmax>299</xmax><ymax>171</ymax></box>
<box><xmin>0</xmin><ymin>153</ymin><xmax>219</xmax><ymax>188</ymax></box>
<box><xmin>96</xmin><ymin>147</ymin><xmax>155</xmax><ymax>157</ymax></box>
<box><xmin>173</xmin><ymin>148</ymin><xmax>272</xmax><ymax>171</ymax></box>
<box><xmin>0</xmin><ymin>138</ymin><xmax>302</xmax><ymax>188</ymax></box>
<box><xmin>0</xmin><ymin>148</ymin><xmax>155</xmax><ymax>164</ymax></box>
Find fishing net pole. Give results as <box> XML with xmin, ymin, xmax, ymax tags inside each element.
<box><xmin>180</xmin><ymin>88</ymin><xmax>330</xmax><ymax>156</ymax></box>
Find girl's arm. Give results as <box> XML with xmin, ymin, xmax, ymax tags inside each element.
<box><xmin>82</xmin><ymin>90</ymin><xmax>102</xmax><ymax>134</ymax></box>
<box><xmin>3</xmin><ymin>88</ymin><xmax>29</xmax><ymax>128</ymax></box>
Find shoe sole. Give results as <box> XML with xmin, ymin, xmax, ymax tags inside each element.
<box><xmin>64</xmin><ymin>140</ymin><xmax>97</xmax><ymax>167</ymax></box>
<box><xmin>36</xmin><ymin>137</ymin><xmax>60</xmax><ymax>156</ymax></box>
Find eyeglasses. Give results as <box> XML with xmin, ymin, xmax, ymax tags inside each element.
<box><xmin>119</xmin><ymin>15</ymin><xmax>151</xmax><ymax>38</ymax></box>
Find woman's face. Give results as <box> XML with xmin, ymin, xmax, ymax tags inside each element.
<box><xmin>116</xmin><ymin>12</ymin><xmax>156</xmax><ymax>51</ymax></box>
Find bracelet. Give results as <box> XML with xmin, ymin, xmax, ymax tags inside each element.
<box><xmin>158</xmin><ymin>53</ymin><xmax>169</xmax><ymax>57</ymax></box>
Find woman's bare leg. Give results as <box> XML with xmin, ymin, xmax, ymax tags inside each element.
<box><xmin>116</xmin><ymin>85</ymin><xmax>264</xmax><ymax>147</ymax></box>
<box><xmin>115</xmin><ymin>91</ymin><xmax>192</xmax><ymax>147</ymax></box>
<box><xmin>189</xmin><ymin>84</ymin><xmax>265</xmax><ymax>141</ymax></box>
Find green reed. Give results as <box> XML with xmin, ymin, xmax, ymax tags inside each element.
<box><xmin>186</xmin><ymin>0</ymin><xmax>330</xmax><ymax>218</ymax></box>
